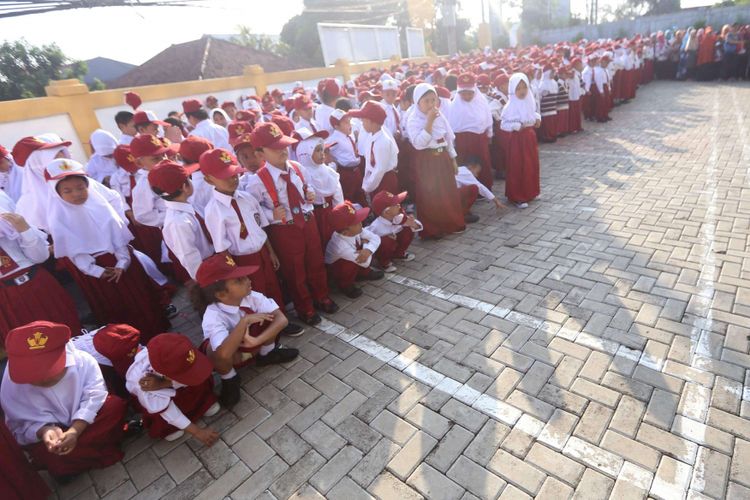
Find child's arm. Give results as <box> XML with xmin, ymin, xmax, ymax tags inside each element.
<box><xmin>265</xmin><ymin>240</ymin><xmax>280</xmax><ymax>270</ymax></box>
<box><xmin>214</xmin><ymin>315</ymin><xmax>257</xmax><ymax>364</ymax></box>
<box><xmin>241</xmin><ymin>309</ymin><xmax>288</xmax><ymax>348</ymax></box>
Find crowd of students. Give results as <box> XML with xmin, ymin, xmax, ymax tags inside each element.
<box><xmin>0</xmin><ymin>35</ymin><xmax>655</xmax><ymax>494</ymax></box>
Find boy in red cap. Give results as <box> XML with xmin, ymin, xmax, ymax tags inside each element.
<box><xmin>129</xmin><ymin>134</ymin><xmax>175</xmax><ymax>227</ymax></box>
<box><xmin>291</xmin><ymin>94</ymin><xmax>320</xmax><ymax>132</ymax></box>
<box><xmin>245</xmin><ymin>123</ymin><xmax>339</xmax><ymax>325</ymax></box>
<box><xmin>191</xmin><ymin>253</ymin><xmax>298</xmax><ymax>407</ymax></box>
<box><xmin>328</xmin><ymin>109</ymin><xmax>367</xmax><ymax>206</ymax></box>
<box><xmin>183</xmin><ymin>98</ymin><xmax>232</xmax><ymax>150</ymax></box>
<box><xmin>1</xmin><ymin>321</ymin><xmax>128</xmax><ymax>482</ymax></box>
<box><xmin>114</xmin><ymin>111</ymin><xmax>136</xmax><ymax>146</ymax></box>
<box><xmin>349</xmin><ymin>101</ymin><xmax>399</xmax><ymax>199</ymax></box>
<box><xmin>149</xmin><ymin>160</ymin><xmax>214</xmax><ymax>280</ymax></box>
<box><xmin>315</xmin><ymin>78</ymin><xmax>340</xmax><ymax>134</ymax></box>
<box><xmin>324</xmin><ymin>201</ymin><xmax>383</xmax><ymax>298</ymax></box>
<box><xmin>71</xmin><ymin>323</ymin><xmax>141</xmax><ymax>397</ymax></box>
<box><xmin>133</xmin><ymin>110</ymin><xmax>169</xmax><ymax>137</ymax></box>
<box><xmin>126</xmin><ymin>333</ymin><xmax>220</xmax><ymax>443</ymax></box>
<box><xmin>368</xmin><ymin>191</ymin><xmax>422</xmax><ymax>272</ymax></box>
<box><xmin>178</xmin><ymin>135</ymin><xmax>214</xmax><ymax>216</ymax></box>
<box><xmin>110</xmin><ymin>144</ymin><xmax>140</xmax><ymax>207</ymax></box>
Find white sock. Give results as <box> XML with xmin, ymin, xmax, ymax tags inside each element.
<box><xmin>220</xmin><ymin>368</ymin><xmax>237</xmax><ymax>379</ymax></box>
<box><xmin>259</xmin><ymin>343</ymin><xmax>275</xmax><ymax>356</ymax></box>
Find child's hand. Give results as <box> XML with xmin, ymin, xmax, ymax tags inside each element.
<box><xmin>534</xmin><ymin>119</ymin><xmax>541</xmax><ymax>128</ymax></box>
<box><xmin>272</xmin><ymin>206</ymin><xmax>286</xmax><ymax>222</ymax></box>
<box><xmin>0</xmin><ymin>213</ymin><xmax>30</xmax><ymax>232</ymax></box>
<box><xmin>41</xmin><ymin>426</ymin><xmax>64</xmax><ymax>452</ymax></box>
<box><xmin>194</xmin><ymin>427</ymin><xmax>219</xmax><ymax>447</ymax></box>
<box><xmin>493</xmin><ymin>198</ymin><xmax>507</xmax><ymax>213</ymax></box>
<box><xmin>139</xmin><ymin>373</ymin><xmax>171</xmax><ymax>391</ymax></box>
<box><xmin>52</xmin><ymin>428</ymin><xmax>79</xmax><ymax>455</ymax></box>
<box><xmin>405</xmin><ymin>216</ymin><xmax>419</xmax><ymax>229</ymax></box>
<box><xmin>269</xmin><ymin>251</ymin><xmax>280</xmax><ymax>270</ymax></box>
<box><xmin>242</xmin><ymin>313</ymin><xmax>275</xmax><ymax>327</ymax></box>
<box><xmin>356</xmin><ymin>249</ymin><xmax>372</xmax><ymax>264</ymax></box>
<box><xmin>102</xmin><ymin>267</ymin><xmax>124</xmax><ymax>283</ymax></box>
<box><xmin>305</xmin><ymin>190</ymin><xmax>315</xmax><ymax>203</ymax></box>
<box><xmin>426</xmin><ymin>108</ymin><xmax>440</xmax><ymax>122</ymax></box>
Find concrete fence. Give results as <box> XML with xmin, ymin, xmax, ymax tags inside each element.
<box><xmin>535</xmin><ymin>4</ymin><xmax>750</xmax><ymax>44</ymax></box>
<box><xmin>0</xmin><ymin>55</ymin><xmax>438</xmax><ymax>160</ymax></box>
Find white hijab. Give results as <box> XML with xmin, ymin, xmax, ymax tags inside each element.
<box><xmin>406</xmin><ymin>83</ymin><xmax>454</xmax><ymax>144</ymax></box>
<box><xmin>296</xmin><ymin>137</ymin><xmax>340</xmax><ymax>199</ymax></box>
<box><xmin>17</xmin><ymin>142</ymin><xmax>71</xmax><ymax>231</ymax></box>
<box><xmin>45</xmin><ymin>167</ymin><xmax>133</xmax><ymax>259</ymax></box>
<box><xmin>86</xmin><ymin>129</ymin><xmax>119</xmax><ymax>183</ymax></box>
<box><xmin>210</xmin><ymin>108</ymin><xmax>230</xmax><ymax>127</ymax></box>
<box><xmin>540</xmin><ymin>70</ymin><xmax>558</xmax><ymax>95</ymax></box>
<box><xmin>0</xmin><ymin>150</ymin><xmax>23</xmax><ymax>202</ymax></box>
<box><xmin>501</xmin><ymin>73</ymin><xmax>539</xmax><ymax>126</ymax></box>
<box><xmin>446</xmin><ymin>87</ymin><xmax>492</xmax><ymax>134</ymax></box>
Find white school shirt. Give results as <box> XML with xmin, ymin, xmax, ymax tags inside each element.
<box><xmin>72</xmin><ymin>244</ymin><xmax>131</xmax><ymax>279</ymax></box>
<box><xmin>593</xmin><ymin>67</ymin><xmax>607</xmax><ymax>93</ymax></box>
<box><xmin>324</xmin><ymin>228</ymin><xmax>380</xmax><ymax>268</ymax></box>
<box><xmin>125</xmin><ymin>349</ymin><xmax>191</xmax><ymax>430</ymax></box>
<box><xmin>85</xmin><ymin>156</ymin><xmax>118</xmax><ymax>185</ymax></box>
<box><xmin>582</xmin><ymin>66</ymin><xmax>594</xmax><ymax>92</ymax></box>
<box><xmin>314</xmin><ymin>104</ymin><xmax>336</xmax><ymax>135</ymax></box>
<box><xmin>201</xmin><ymin>291</ymin><xmax>279</xmax><ymax>351</ymax></box>
<box><xmin>294</xmin><ymin>116</ymin><xmax>322</xmax><ymax>133</ymax></box>
<box><xmin>362</xmin><ymin>130</ymin><xmax>399</xmax><ymax>194</ymax></box>
<box><xmin>162</xmin><ymin>200</ymin><xmax>214</xmax><ymax>280</ymax></box>
<box><xmin>119</xmin><ymin>134</ymin><xmax>134</xmax><ymax>145</ymax></box>
<box><xmin>0</xmin><ymin>192</ymin><xmax>49</xmax><ymax>278</ymax></box>
<box><xmin>398</xmin><ymin>106</ymin><xmax>412</xmax><ymax>139</ymax></box>
<box><xmin>244</xmin><ymin>162</ymin><xmax>314</xmax><ymax>225</ymax></box>
<box><xmin>382</xmin><ymin>102</ymin><xmax>401</xmax><ymax>137</ymax></box>
<box><xmin>407</xmin><ymin>121</ymin><xmax>458</xmax><ymax>158</ymax></box>
<box><xmin>132</xmin><ymin>171</ymin><xmax>166</xmax><ymax>227</ymax></box>
<box><xmin>109</xmin><ymin>168</ymin><xmax>139</xmax><ymax>203</ymax></box>
<box><xmin>328</xmin><ymin>130</ymin><xmax>361</xmax><ymax>168</ymax></box>
<box><xmin>189</xmin><ymin>119</ymin><xmax>231</xmax><ymax>151</ymax></box>
<box><xmin>568</xmin><ymin>71</ymin><xmax>583</xmax><ymax>101</ymax></box>
<box><xmin>190</xmin><ymin>171</ymin><xmax>213</xmax><ymax>217</ymax></box>
<box><xmin>368</xmin><ymin>215</ymin><xmax>422</xmax><ymax>238</ymax></box>
<box><xmin>1</xmin><ymin>343</ymin><xmax>107</xmax><ymax>445</ymax></box>
<box><xmin>204</xmin><ymin>189</ymin><xmax>268</xmax><ymax>256</ymax></box>
<box><xmin>301</xmin><ymin>163</ymin><xmax>344</xmax><ymax>205</ymax></box>
<box><xmin>456</xmin><ymin>166</ymin><xmax>494</xmax><ymax>200</ymax></box>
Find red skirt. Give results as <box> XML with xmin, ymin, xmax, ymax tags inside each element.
<box><xmin>582</xmin><ymin>93</ymin><xmax>594</xmax><ymax>120</ymax></box>
<box><xmin>139</xmin><ymin>379</ymin><xmax>216</xmax><ymax>439</ymax></box>
<box><xmin>491</xmin><ymin>123</ymin><xmax>508</xmax><ymax>177</ymax></box>
<box><xmin>233</xmin><ymin>247</ymin><xmax>284</xmax><ymax>310</ymax></box>
<box><xmin>396</xmin><ymin>139</ymin><xmax>415</xmax><ymax>194</ymax></box>
<box><xmin>0</xmin><ymin>265</ymin><xmax>81</xmax><ymax>339</ymax></box>
<box><xmin>537</xmin><ymin>115</ymin><xmax>557</xmax><ymax>142</ymax></box>
<box><xmin>568</xmin><ymin>100</ymin><xmax>583</xmax><ymax>132</ymax></box>
<box><xmin>595</xmin><ymin>87</ymin><xmax>611</xmax><ymax>122</ymax></box>
<box><xmin>0</xmin><ymin>419</ymin><xmax>50</xmax><ymax>500</ymax></box>
<box><xmin>65</xmin><ymin>250</ymin><xmax>170</xmax><ymax>343</ymax></box>
<box><xmin>27</xmin><ymin>394</ymin><xmax>126</xmax><ymax>477</ymax></box>
<box><xmin>313</xmin><ymin>196</ymin><xmax>335</xmax><ymax>249</ymax></box>
<box><xmin>505</xmin><ymin>127</ymin><xmax>540</xmax><ymax>204</ymax></box>
<box><xmin>412</xmin><ymin>149</ymin><xmax>465</xmax><ymax>238</ymax></box>
<box><xmin>130</xmin><ymin>223</ymin><xmax>164</xmax><ymax>269</ymax></box>
<box><xmin>557</xmin><ymin>109</ymin><xmax>570</xmax><ymax>135</ymax></box>
<box><xmin>454</xmin><ymin>132</ymin><xmax>493</xmax><ymax>189</ymax></box>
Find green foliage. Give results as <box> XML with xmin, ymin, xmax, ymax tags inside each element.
<box><xmin>572</xmin><ymin>31</ymin><xmax>586</xmax><ymax>42</ymax></box>
<box><xmin>232</xmin><ymin>26</ymin><xmax>291</xmax><ymax>56</ymax></box>
<box><xmin>280</xmin><ymin>13</ymin><xmax>325</xmax><ymax>66</ymax></box>
<box><xmin>693</xmin><ymin>19</ymin><xmax>706</xmax><ymax>29</ymax></box>
<box><xmin>0</xmin><ymin>39</ymin><xmax>87</xmax><ymax>101</ymax></box>
<box><xmin>89</xmin><ymin>78</ymin><xmax>107</xmax><ymax>91</ymax></box>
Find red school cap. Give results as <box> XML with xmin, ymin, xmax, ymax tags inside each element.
<box><xmin>195</xmin><ymin>252</ymin><xmax>258</xmax><ymax>288</ymax></box>
<box><xmin>178</xmin><ymin>135</ymin><xmax>213</xmax><ymax>165</ymax></box>
<box><xmin>92</xmin><ymin>324</ymin><xmax>141</xmax><ymax>377</ymax></box>
<box><xmin>148</xmin><ymin>160</ymin><xmax>198</xmax><ymax>196</ymax></box>
<box><xmin>182</xmin><ymin>98</ymin><xmax>203</xmax><ymax>114</ymax></box>
<box><xmin>227</xmin><ymin>121</ymin><xmax>253</xmax><ymax>141</ymax></box>
<box><xmin>250</xmin><ymin>122</ymin><xmax>297</xmax><ymax>150</ymax></box>
<box><xmin>198</xmin><ymin>148</ymin><xmax>244</xmax><ymax>179</ymax></box>
<box><xmin>348</xmin><ymin>101</ymin><xmax>387</xmax><ymax>126</ymax></box>
<box><xmin>318</xmin><ymin>78</ymin><xmax>340</xmax><ymax>96</ymax></box>
<box><xmin>11</xmin><ymin>136</ymin><xmax>72</xmax><ymax>167</ymax></box>
<box><xmin>270</xmin><ymin>115</ymin><xmax>295</xmax><ymax>137</ymax></box>
<box><xmin>133</xmin><ymin>110</ymin><xmax>168</xmax><ymax>127</ymax></box>
<box><xmin>457</xmin><ymin>73</ymin><xmax>476</xmax><ymax>90</ymax></box>
<box><xmin>147</xmin><ymin>333</ymin><xmax>212</xmax><ymax>386</ymax></box>
<box><xmin>5</xmin><ymin>321</ymin><xmax>70</xmax><ymax>384</ymax></box>
<box><xmin>371</xmin><ymin>190</ymin><xmax>407</xmax><ymax>216</ymax></box>
<box><xmin>124</xmin><ymin>91</ymin><xmax>142</xmax><ymax>110</ymax></box>
<box><xmin>234</xmin><ymin>110</ymin><xmax>257</xmax><ymax>123</ymax></box>
<box><xmin>113</xmin><ymin>145</ymin><xmax>140</xmax><ymax>175</ymax></box>
<box><xmin>130</xmin><ymin>134</ymin><xmax>175</xmax><ymax>159</ymax></box>
<box><xmin>232</xmin><ymin>132</ymin><xmax>255</xmax><ymax>153</ymax></box>
<box><xmin>292</xmin><ymin>94</ymin><xmax>314</xmax><ymax>111</ymax></box>
<box><xmin>476</xmin><ymin>74</ymin><xmax>491</xmax><ymax>86</ymax></box>
<box><xmin>330</xmin><ymin>201</ymin><xmax>370</xmax><ymax>232</ymax></box>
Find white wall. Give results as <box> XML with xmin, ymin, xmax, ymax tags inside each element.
<box><xmin>318</xmin><ymin>23</ymin><xmax>402</xmax><ymax>67</ymax></box>
<box><xmin>0</xmin><ymin>114</ymin><xmax>87</xmax><ymax>162</ymax></box>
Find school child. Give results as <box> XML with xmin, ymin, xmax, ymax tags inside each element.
<box><xmin>44</xmin><ymin>158</ymin><xmax>171</xmax><ymax>342</ymax></box>
<box><xmin>555</xmin><ymin>67</ymin><xmax>571</xmax><ymax>137</ymax></box>
<box><xmin>130</xmin><ymin>134</ymin><xmax>174</xmax><ymax>227</ymax></box>
<box><xmin>70</xmin><ymin>323</ymin><xmax>141</xmax><ymax>397</ymax></box>
<box><xmin>500</xmin><ymin>74</ymin><xmax>541</xmax><ymax>209</ymax></box>
<box><xmin>211</xmin><ymin>108</ymin><xmax>230</xmax><ymax>128</ymax></box>
<box><xmin>595</xmin><ymin>55</ymin><xmax>613</xmax><ymax>122</ymax></box>
<box><xmin>294</xmin><ymin>128</ymin><xmax>343</xmax><ymax>248</ymax></box>
<box><xmin>380</xmin><ymin>78</ymin><xmax>402</xmax><ymax>138</ymax></box>
<box><xmin>489</xmin><ymin>74</ymin><xmax>510</xmax><ymax>180</ymax></box>
<box><xmin>183</xmin><ymin>99</ymin><xmax>232</xmax><ymax>150</ymax></box>
<box><xmin>456</xmin><ymin>156</ymin><xmax>505</xmax><ymax>218</ymax></box>
<box><xmin>367</xmin><ymin>191</ymin><xmax>422</xmax><ymax>272</ymax></box>
<box><xmin>177</xmin><ymin>135</ymin><xmax>214</xmax><ymax>217</ymax></box>
<box><xmin>133</xmin><ymin>110</ymin><xmax>168</xmax><ymax>137</ymax></box>
<box><xmin>537</xmin><ymin>65</ymin><xmax>559</xmax><ymax>143</ymax></box>
<box><xmin>222</xmin><ymin>100</ymin><xmax>238</xmax><ymax>119</ymax></box>
<box><xmin>1</xmin><ymin>321</ymin><xmax>127</xmax><ymax>482</ymax></box>
<box><xmin>110</xmin><ymin>144</ymin><xmax>140</xmax><ymax>207</ymax></box>
<box><xmin>191</xmin><ymin>253</ymin><xmax>298</xmax><ymax>407</ymax></box>
<box><xmin>0</xmin><ymin>190</ymin><xmax>81</xmax><ymax>335</ymax></box>
<box><xmin>0</xmin><ymin>144</ymin><xmax>22</xmax><ymax>202</ymax></box>
<box><xmin>446</xmin><ymin>73</ymin><xmax>494</xmax><ymax>189</ymax></box>
<box><xmin>324</xmin><ymin>202</ymin><xmax>383</xmax><ymax>298</ymax></box>
<box><xmin>328</xmin><ymin>109</ymin><xmax>367</xmax><ymax>206</ymax></box>
<box><xmin>582</xmin><ymin>55</ymin><xmax>598</xmax><ymax>121</ymax></box>
<box><xmin>315</xmin><ymin>78</ymin><xmax>340</xmax><ymax>134</ymax></box>
<box><xmin>567</xmin><ymin>58</ymin><xmax>585</xmax><ymax>133</ymax></box>
<box><xmin>114</xmin><ymin>110</ymin><xmax>136</xmax><ymax>145</ymax></box>
<box><xmin>396</xmin><ymin>84</ymin><xmax>416</xmax><ymax>194</ymax></box>
<box><xmin>245</xmin><ymin>122</ymin><xmax>339</xmax><ymax>325</ymax></box>
<box><xmin>234</xmin><ymin>132</ymin><xmax>264</xmax><ymax>176</ymax></box>
<box><xmin>149</xmin><ymin>161</ymin><xmax>214</xmax><ymax>281</ymax></box>
<box><xmin>349</xmin><ymin>101</ymin><xmax>399</xmax><ymax>199</ymax></box>
<box><xmin>86</xmin><ymin>129</ymin><xmax>119</xmax><ymax>187</ymax></box>
<box><xmin>126</xmin><ymin>333</ymin><xmax>220</xmax><ymax>443</ymax></box>
<box><xmin>406</xmin><ymin>83</ymin><xmax>465</xmax><ymax>238</ymax></box>
<box><xmin>292</xmin><ymin>94</ymin><xmax>321</xmax><ymax>132</ymax></box>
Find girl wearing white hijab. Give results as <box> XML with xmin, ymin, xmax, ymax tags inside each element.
<box><xmin>500</xmin><ymin>73</ymin><xmax>541</xmax><ymax>208</ymax></box>
<box><xmin>0</xmin><ymin>145</ymin><xmax>22</xmax><ymax>202</ymax></box>
<box><xmin>86</xmin><ymin>129</ymin><xmax>119</xmax><ymax>186</ymax></box>
<box><xmin>45</xmin><ymin>158</ymin><xmax>170</xmax><ymax>342</ymax></box>
<box><xmin>295</xmin><ymin>128</ymin><xmax>343</xmax><ymax>247</ymax></box>
<box><xmin>537</xmin><ymin>66</ymin><xmax>560</xmax><ymax>143</ymax></box>
<box><xmin>445</xmin><ymin>73</ymin><xmax>494</xmax><ymax>190</ymax></box>
<box><xmin>406</xmin><ymin>83</ymin><xmax>465</xmax><ymax>238</ymax></box>
<box><xmin>210</xmin><ymin>108</ymin><xmax>230</xmax><ymax>128</ymax></box>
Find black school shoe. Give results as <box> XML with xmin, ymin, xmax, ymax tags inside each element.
<box><xmin>341</xmin><ymin>285</ymin><xmax>363</xmax><ymax>299</ymax></box>
<box><xmin>256</xmin><ymin>345</ymin><xmax>299</xmax><ymax>366</ymax></box>
<box><xmin>300</xmin><ymin>312</ymin><xmax>322</xmax><ymax>326</ymax></box>
<box><xmin>281</xmin><ymin>323</ymin><xmax>305</xmax><ymax>337</ymax></box>
<box><xmin>218</xmin><ymin>374</ymin><xmax>241</xmax><ymax>409</ymax></box>
<box><xmin>356</xmin><ymin>268</ymin><xmax>384</xmax><ymax>282</ymax></box>
<box><xmin>314</xmin><ymin>297</ymin><xmax>340</xmax><ymax>314</ymax></box>
<box><xmin>465</xmin><ymin>213</ymin><xmax>480</xmax><ymax>223</ymax></box>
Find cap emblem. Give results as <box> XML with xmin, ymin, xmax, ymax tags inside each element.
<box><xmin>27</xmin><ymin>332</ymin><xmax>48</xmax><ymax>350</ymax></box>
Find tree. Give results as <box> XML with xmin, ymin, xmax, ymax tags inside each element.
<box><xmin>614</xmin><ymin>0</ymin><xmax>680</xmax><ymax>18</ymax></box>
<box><xmin>232</xmin><ymin>26</ymin><xmax>291</xmax><ymax>56</ymax></box>
<box><xmin>0</xmin><ymin>39</ymin><xmax>87</xmax><ymax>101</ymax></box>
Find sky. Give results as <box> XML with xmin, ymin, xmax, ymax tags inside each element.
<box><xmin>0</xmin><ymin>0</ymin><xmax>718</xmax><ymax>65</ymax></box>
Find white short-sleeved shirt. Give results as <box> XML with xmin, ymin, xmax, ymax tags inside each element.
<box><xmin>201</xmin><ymin>291</ymin><xmax>279</xmax><ymax>351</ymax></box>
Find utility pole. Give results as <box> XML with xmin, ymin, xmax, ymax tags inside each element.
<box><xmin>442</xmin><ymin>0</ymin><xmax>457</xmax><ymax>55</ymax></box>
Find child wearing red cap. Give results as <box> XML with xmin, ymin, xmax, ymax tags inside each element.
<box><xmin>595</xmin><ymin>57</ymin><xmax>613</xmax><ymax>122</ymax></box>
<box><xmin>126</xmin><ymin>333</ymin><xmax>220</xmax><ymax>443</ymax></box>
<box><xmin>183</xmin><ymin>99</ymin><xmax>232</xmax><ymax>150</ymax></box>
<box><xmin>0</xmin><ymin>190</ymin><xmax>81</xmax><ymax>335</ymax></box>
<box><xmin>349</xmin><ymin>101</ymin><xmax>400</xmax><ymax>200</ymax></box>
<box><xmin>582</xmin><ymin>55</ymin><xmax>598</xmax><ymax>121</ymax></box>
<box><xmin>149</xmin><ymin>161</ymin><xmax>214</xmax><ymax>280</ymax></box>
<box><xmin>324</xmin><ymin>202</ymin><xmax>383</xmax><ymax>298</ymax></box>
<box><xmin>568</xmin><ymin>58</ymin><xmax>585</xmax><ymax>133</ymax></box>
<box><xmin>110</xmin><ymin>144</ymin><xmax>140</xmax><ymax>207</ymax></box>
<box><xmin>178</xmin><ymin>135</ymin><xmax>215</xmax><ymax>217</ymax></box>
<box><xmin>130</xmin><ymin>134</ymin><xmax>175</xmax><ymax>228</ymax></box>
<box><xmin>1</xmin><ymin>321</ymin><xmax>128</xmax><ymax>482</ymax></box>
<box><xmin>315</xmin><ymin>78</ymin><xmax>340</xmax><ymax>134</ymax></box>
<box><xmin>245</xmin><ymin>123</ymin><xmax>339</xmax><ymax>325</ymax></box>
<box><xmin>328</xmin><ymin>109</ymin><xmax>367</xmax><ymax>206</ymax></box>
<box><xmin>537</xmin><ymin>66</ymin><xmax>560</xmax><ymax>143</ymax></box>
<box><xmin>291</xmin><ymin>94</ymin><xmax>321</xmax><ymax>132</ymax></box>
<box><xmin>191</xmin><ymin>253</ymin><xmax>298</xmax><ymax>407</ymax></box>
<box><xmin>368</xmin><ymin>191</ymin><xmax>422</xmax><ymax>272</ymax></box>
<box><xmin>44</xmin><ymin>159</ymin><xmax>171</xmax><ymax>342</ymax></box>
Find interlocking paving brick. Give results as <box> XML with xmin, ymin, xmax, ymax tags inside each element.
<box><xmin>651</xmin><ymin>456</ymin><xmax>692</xmax><ymax>500</ymax></box>
<box><xmin>407</xmin><ymin>463</ymin><xmax>465</xmax><ymax>500</ymax></box>
<box><xmin>488</xmin><ymin>447</ymin><xmax>546</xmax><ymax>495</ymax></box>
<box><xmin>300</xmin><ymin>421</ymin><xmax>346</xmax><ymax>459</ymax></box>
<box><xmin>309</xmin><ymin>445</ymin><xmax>363</xmax><ymax>493</ymax></box>
<box><xmin>447</xmin><ymin>456</ymin><xmax>506</xmax><ymax>499</ymax></box>
<box><xmin>571</xmin><ymin>468</ymin><xmax>613</xmax><ymax>500</ymax></box>
<box><xmin>269</xmin><ymin>449</ymin><xmax>326</xmax><ymax>498</ymax></box>
<box><xmin>388</xmin><ymin>430</ymin><xmax>439</xmax><ymax>480</ymax></box>
<box><xmin>526</xmin><ymin>443</ymin><xmax>585</xmax><ymax>486</ymax></box>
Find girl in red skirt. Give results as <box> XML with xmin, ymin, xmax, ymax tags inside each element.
<box><xmin>446</xmin><ymin>73</ymin><xmax>494</xmax><ymax>189</ymax></box>
<box><xmin>44</xmin><ymin>159</ymin><xmax>170</xmax><ymax>342</ymax></box>
<box><xmin>500</xmin><ymin>74</ymin><xmax>541</xmax><ymax>208</ymax></box>
<box><xmin>406</xmin><ymin>83</ymin><xmax>466</xmax><ymax>239</ymax></box>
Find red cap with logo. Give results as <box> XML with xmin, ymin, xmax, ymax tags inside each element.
<box><xmin>124</xmin><ymin>91</ymin><xmax>142</xmax><ymax>110</ymax></box>
<box><xmin>476</xmin><ymin>74</ymin><xmax>491</xmax><ymax>87</ymax></box>
<box><xmin>130</xmin><ymin>134</ymin><xmax>175</xmax><ymax>159</ymax></box>
<box><xmin>147</xmin><ymin>333</ymin><xmax>212</xmax><ymax>386</ymax></box>
<box><xmin>133</xmin><ymin>110</ymin><xmax>168</xmax><ymax>127</ymax></box>
<box><xmin>198</xmin><ymin>148</ymin><xmax>244</xmax><ymax>179</ymax></box>
<box><xmin>371</xmin><ymin>190</ymin><xmax>407</xmax><ymax>216</ymax></box>
<box><xmin>232</xmin><ymin>133</ymin><xmax>255</xmax><ymax>153</ymax></box>
<box><xmin>11</xmin><ymin>136</ymin><xmax>72</xmax><ymax>167</ymax></box>
<box><xmin>348</xmin><ymin>101</ymin><xmax>387</xmax><ymax>126</ymax></box>
<box><xmin>330</xmin><ymin>201</ymin><xmax>370</xmax><ymax>232</ymax></box>
<box><xmin>250</xmin><ymin>122</ymin><xmax>297</xmax><ymax>150</ymax></box>
<box><xmin>178</xmin><ymin>136</ymin><xmax>213</xmax><ymax>165</ymax></box>
<box><xmin>113</xmin><ymin>145</ymin><xmax>140</xmax><ymax>174</ymax></box>
<box><xmin>92</xmin><ymin>324</ymin><xmax>141</xmax><ymax>377</ymax></box>
<box><xmin>270</xmin><ymin>115</ymin><xmax>295</xmax><ymax>137</ymax></box>
<box><xmin>228</xmin><ymin>121</ymin><xmax>252</xmax><ymax>142</ymax></box>
<box><xmin>292</xmin><ymin>94</ymin><xmax>314</xmax><ymax>111</ymax></box>
<box><xmin>195</xmin><ymin>252</ymin><xmax>258</xmax><ymax>288</ymax></box>
<box><xmin>148</xmin><ymin>160</ymin><xmax>198</xmax><ymax>197</ymax></box>
<box><xmin>234</xmin><ymin>110</ymin><xmax>257</xmax><ymax>123</ymax></box>
<box><xmin>5</xmin><ymin>321</ymin><xmax>70</xmax><ymax>384</ymax></box>
<box><xmin>318</xmin><ymin>78</ymin><xmax>340</xmax><ymax>97</ymax></box>
<box><xmin>457</xmin><ymin>73</ymin><xmax>476</xmax><ymax>90</ymax></box>
<box><xmin>182</xmin><ymin>99</ymin><xmax>203</xmax><ymax>114</ymax></box>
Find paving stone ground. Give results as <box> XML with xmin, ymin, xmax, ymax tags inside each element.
<box><xmin>49</xmin><ymin>80</ymin><xmax>750</xmax><ymax>499</ymax></box>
